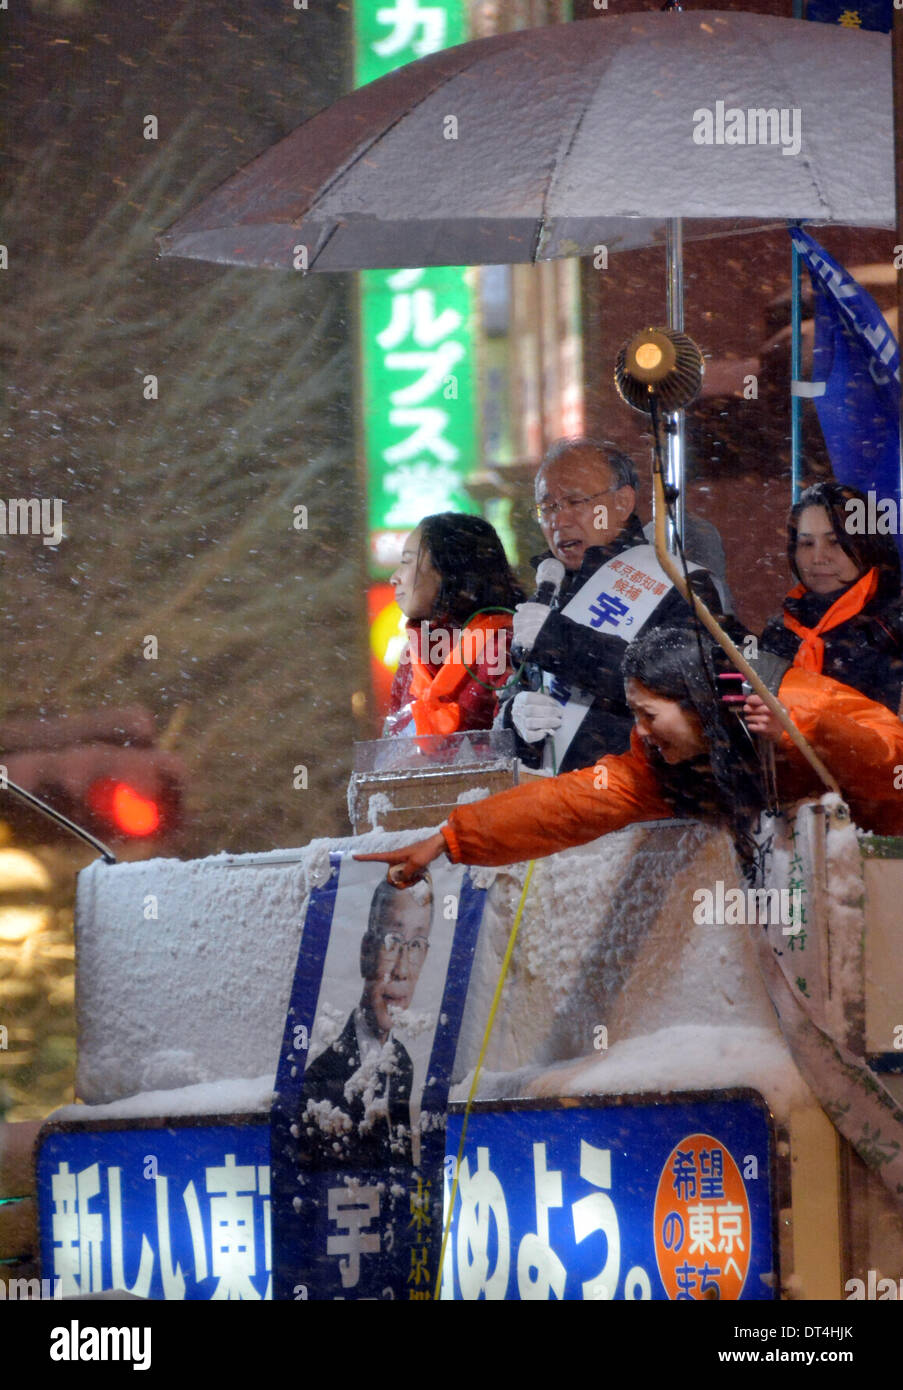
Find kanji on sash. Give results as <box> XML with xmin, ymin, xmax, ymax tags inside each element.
<box><xmin>587</xmin><ymin>592</ymin><xmax>630</xmax><ymax>630</ymax></box>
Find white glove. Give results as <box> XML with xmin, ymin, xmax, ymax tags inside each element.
<box><xmin>512</xmin><ymin>601</ymin><xmax>550</xmax><ymax>653</ymax></box>
<box><xmin>511</xmin><ymin>690</ymin><xmax>563</xmax><ymax>743</ymax></box>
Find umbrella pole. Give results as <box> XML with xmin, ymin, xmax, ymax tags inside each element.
<box><xmin>665</xmin><ymin>217</ymin><xmax>686</xmax><ymax>549</ymax></box>
<box><xmin>790</xmin><ymin>0</ymin><xmax>804</xmax><ymax>501</ymax></box>
<box><xmin>889</xmin><ymin>5</ymin><xmax>894</xmax><ymax>511</ymax></box>
<box><xmin>649</xmin><ymin>418</ymin><xmax>839</xmax><ymax>793</ymax></box>
<box><xmin>790</xmin><ymin>234</ymin><xmax>803</xmax><ymax>502</ymax></box>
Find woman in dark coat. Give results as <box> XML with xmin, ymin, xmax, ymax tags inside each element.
<box><xmin>760</xmin><ymin>481</ymin><xmax>903</xmax><ymax>715</ymax></box>
<box><xmin>384</xmin><ymin>513</ymin><xmax>525</xmax><ymax>738</ymax></box>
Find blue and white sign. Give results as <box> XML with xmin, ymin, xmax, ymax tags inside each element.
<box><xmin>441</xmin><ymin>1091</ymin><xmax>775</xmax><ymax>1301</ymax></box>
<box><xmin>270</xmin><ymin>853</ymin><xmax>486</xmax><ymax>1300</ymax></box>
<box><xmin>37</xmin><ymin>1119</ymin><xmax>271</xmax><ymax>1300</ymax></box>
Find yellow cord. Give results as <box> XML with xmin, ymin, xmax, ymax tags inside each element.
<box><xmin>432</xmin><ymin>858</ymin><xmax>536</xmax><ymax>1300</ymax></box>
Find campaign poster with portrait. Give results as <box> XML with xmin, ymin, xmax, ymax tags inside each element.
<box><xmin>270</xmin><ymin>852</ymin><xmax>486</xmax><ymax>1301</ymax></box>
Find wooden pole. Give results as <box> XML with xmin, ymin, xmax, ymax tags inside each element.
<box><xmin>651</xmin><ymin>464</ymin><xmax>839</xmax><ymax>793</ymax></box>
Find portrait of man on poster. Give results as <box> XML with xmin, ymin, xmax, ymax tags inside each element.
<box><xmin>297</xmin><ymin>874</ymin><xmax>433</xmax><ymax>1170</ymax></box>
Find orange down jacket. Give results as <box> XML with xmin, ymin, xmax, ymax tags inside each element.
<box><xmin>441</xmin><ymin>667</ymin><xmax>903</xmax><ymax>866</ymax></box>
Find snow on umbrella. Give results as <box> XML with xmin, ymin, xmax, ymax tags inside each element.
<box><xmin>158</xmin><ymin>9</ymin><xmax>892</xmax><ymax>273</ymax></box>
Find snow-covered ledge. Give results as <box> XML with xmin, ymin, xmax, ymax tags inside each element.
<box><xmin>71</xmin><ymin>819</ymin><xmax>812</xmax><ymax>1124</ymax></box>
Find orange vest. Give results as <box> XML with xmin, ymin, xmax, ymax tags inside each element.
<box><xmin>409</xmin><ymin>614</ymin><xmax>512</xmax><ymax>738</ymax></box>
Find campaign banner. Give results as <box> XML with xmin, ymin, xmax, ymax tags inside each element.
<box><xmin>271</xmin><ymin>854</ymin><xmax>486</xmax><ymax>1300</ymax></box>
<box><xmin>790</xmin><ymin>228</ymin><xmax>901</xmax><ymax>554</ymax></box>
<box><xmin>441</xmin><ymin>1091</ymin><xmax>776</xmax><ymax>1301</ymax></box>
<box><xmin>37</xmin><ymin>1117</ymin><xmax>271</xmax><ymax>1300</ymax></box>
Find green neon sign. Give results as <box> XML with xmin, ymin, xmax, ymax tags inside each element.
<box><xmin>354</xmin><ymin>1</ymin><xmax>478</xmax><ymax>576</ymax></box>
<box><xmin>354</xmin><ymin>0</ymin><xmax>468</xmax><ymax>87</ymax></box>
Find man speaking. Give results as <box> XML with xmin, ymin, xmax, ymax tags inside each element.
<box><xmin>500</xmin><ymin>436</ymin><xmax>727</xmax><ymax>773</ymax></box>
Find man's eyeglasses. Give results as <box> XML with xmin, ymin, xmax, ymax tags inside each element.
<box><xmin>535</xmin><ymin>489</ymin><xmax>616</xmax><ymax>524</ymax></box>
<box><xmin>380</xmin><ymin>932</ymin><xmax>430</xmax><ymax>964</ymax></box>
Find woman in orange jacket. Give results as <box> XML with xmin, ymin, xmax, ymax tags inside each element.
<box><xmin>360</xmin><ymin>626</ymin><xmax>903</xmax><ymax>882</ymax></box>
<box><xmin>384</xmin><ymin>513</ymin><xmax>524</xmax><ymax>740</ymax></box>
<box><xmin>759</xmin><ymin>481</ymin><xmax>903</xmax><ymax>715</ymax></box>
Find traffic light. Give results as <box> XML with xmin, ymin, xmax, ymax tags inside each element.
<box><xmin>0</xmin><ymin>708</ymin><xmax>184</xmax><ymax>847</ymax></box>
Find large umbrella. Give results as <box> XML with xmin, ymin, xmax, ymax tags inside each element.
<box><xmin>158</xmin><ymin>10</ymin><xmax>892</xmax><ymax>272</ymax></box>
<box><xmin>159</xmin><ymin>7</ymin><xmax>893</xmax><ymax>545</ymax></box>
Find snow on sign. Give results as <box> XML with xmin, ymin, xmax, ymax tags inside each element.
<box><xmin>441</xmin><ymin>1092</ymin><xmax>775</xmax><ymax>1301</ymax></box>
<box><xmin>36</xmin><ymin>1118</ymin><xmax>271</xmax><ymax>1300</ymax></box>
<box><xmin>270</xmin><ymin>853</ymin><xmax>485</xmax><ymax>1300</ymax></box>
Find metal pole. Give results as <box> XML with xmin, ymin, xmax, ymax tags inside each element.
<box><xmin>661</xmin><ymin>0</ymin><xmax>686</xmax><ymax>554</ymax></box>
<box><xmin>790</xmin><ymin>234</ymin><xmax>803</xmax><ymax>501</ymax></box>
<box><xmin>894</xmin><ymin>5</ymin><xmax>903</xmax><ymax>511</ymax></box>
<box><xmin>791</xmin><ymin>0</ymin><xmax>805</xmax><ymax>502</ymax></box>
<box><xmin>665</xmin><ymin>216</ymin><xmax>686</xmax><ymax>550</ymax></box>
<box><xmin>1</xmin><ymin>780</ymin><xmax>117</xmax><ymax>863</ymax></box>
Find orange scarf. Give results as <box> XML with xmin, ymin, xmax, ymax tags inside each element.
<box><xmin>409</xmin><ymin>614</ymin><xmax>511</xmax><ymax>737</ymax></box>
<box><xmin>782</xmin><ymin>567</ymin><xmax>879</xmax><ymax>672</ymax></box>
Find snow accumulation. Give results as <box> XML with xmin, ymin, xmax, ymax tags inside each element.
<box><xmin>366</xmin><ymin>792</ymin><xmax>394</xmax><ymax>831</ymax></box>
<box><xmin>74</xmin><ymin>826</ymin><xmax>442</xmax><ymax>1105</ymax></box>
<box><xmin>53</xmin><ymin>1074</ymin><xmax>275</xmax><ymax>1122</ymax></box>
<box><xmin>456</xmin><ymin>785</ymin><xmax>491</xmax><ymax>804</ymax></box>
<box><xmin>456</xmin><ymin>822</ymin><xmax>781</xmax><ymax>1063</ymax></box>
<box><xmin>72</xmin><ymin>814</ymin><xmax>817</xmax><ymax>1125</ymax></box>
<box><xmin>822</xmin><ymin>795</ymin><xmax>868</xmax><ymax>1043</ymax></box>
<box><xmin>454</xmin><ymin>1024</ymin><xmax>812</xmax><ymax>1122</ymax></box>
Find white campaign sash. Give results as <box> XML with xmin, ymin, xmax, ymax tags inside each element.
<box><xmin>541</xmin><ymin>544</ymin><xmax>701</xmax><ymax>771</ymax></box>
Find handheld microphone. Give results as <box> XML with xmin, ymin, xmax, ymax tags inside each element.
<box><xmin>532</xmin><ymin>557</ymin><xmax>566</xmax><ymax>607</ymax></box>
<box><xmin>512</xmin><ymin>558</ymin><xmax>566</xmax><ymax>665</ymax></box>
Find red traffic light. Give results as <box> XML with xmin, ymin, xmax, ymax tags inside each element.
<box><xmin>87</xmin><ymin>780</ymin><xmax>162</xmax><ymax>837</ymax></box>
<box><xmin>2</xmin><ymin>719</ymin><xmax>184</xmax><ymax>845</ymax></box>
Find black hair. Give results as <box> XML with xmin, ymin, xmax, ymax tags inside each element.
<box><xmin>621</xmin><ymin>627</ymin><xmax>768</xmax><ymax>840</ymax></box>
<box><xmin>360</xmin><ymin>874</ymin><xmax>433</xmax><ymax>981</ymax></box>
<box><xmin>540</xmin><ymin>436</ymin><xmax>640</xmax><ymax>496</ymax></box>
<box><xmin>416</xmin><ymin>513</ymin><xmax>525</xmax><ymax>627</ymax></box>
<box><xmin>788</xmin><ymin>481</ymin><xmax>901</xmax><ymax>601</ymax></box>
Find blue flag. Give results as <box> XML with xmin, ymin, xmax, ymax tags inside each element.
<box><xmin>790</xmin><ymin>228</ymin><xmax>901</xmax><ymax>546</ymax></box>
